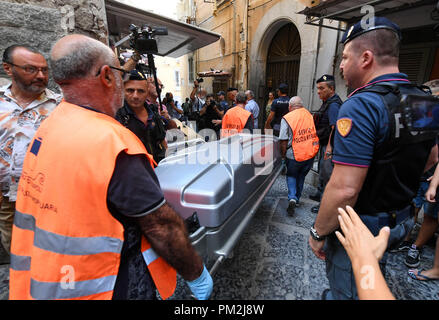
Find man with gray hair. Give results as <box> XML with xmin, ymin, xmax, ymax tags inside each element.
<box><xmin>245</xmin><ymin>89</ymin><xmax>260</xmax><ymax>129</ymax></box>
<box><xmin>0</xmin><ymin>44</ymin><xmax>60</xmax><ymax>259</ymax></box>
<box><xmin>279</xmin><ymin>96</ymin><xmax>319</xmax><ymax>216</ymax></box>
<box><xmin>9</xmin><ymin>34</ymin><xmax>212</xmax><ymax>300</ymax></box>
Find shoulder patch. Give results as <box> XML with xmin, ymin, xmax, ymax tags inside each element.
<box><xmin>337</xmin><ymin>118</ymin><xmax>353</xmax><ymax>137</ymax></box>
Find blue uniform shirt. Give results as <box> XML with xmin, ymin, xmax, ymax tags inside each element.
<box><xmin>332</xmin><ymin>73</ymin><xmax>410</xmax><ymax>167</ymax></box>
<box><xmin>270</xmin><ymin>95</ymin><xmax>290</xmax><ymax>131</ymax></box>
<box><xmin>326</xmin><ymin>94</ymin><xmax>342</xmax><ymax>126</ymax></box>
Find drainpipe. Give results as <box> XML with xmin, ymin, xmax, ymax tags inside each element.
<box><xmin>240</xmin><ymin>0</ymin><xmax>249</xmax><ymax>88</ymax></box>
<box><xmin>332</xmin><ymin>21</ymin><xmax>341</xmax><ymax>77</ymax></box>
<box><xmin>232</xmin><ymin>0</ymin><xmax>237</xmax><ymax>87</ymax></box>
<box><xmin>310</xmin><ymin>19</ymin><xmax>322</xmax><ymax>110</ymax></box>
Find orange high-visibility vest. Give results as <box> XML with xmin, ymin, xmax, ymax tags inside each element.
<box><xmin>283</xmin><ymin>108</ymin><xmax>320</xmax><ymax>162</ymax></box>
<box><xmin>221</xmin><ymin>106</ymin><xmax>252</xmax><ymax>137</ymax></box>
<box><xmin>9</xmin><ymin>101</ymin><xmax>176</xmax><ymax>300</ymax></box>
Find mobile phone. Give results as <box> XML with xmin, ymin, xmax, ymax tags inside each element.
<box><xmin>401</xmin><ymin>94</ymin><xmax>439</xmax><ymax>131</ymax></box>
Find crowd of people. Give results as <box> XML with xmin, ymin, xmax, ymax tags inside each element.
<box><xmin>0</xmin><ymin>15</ymin><xmax>438</xmax><ymax>301</ymax></box>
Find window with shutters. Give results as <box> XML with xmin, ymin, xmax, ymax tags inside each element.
<box><xmin>399</xmin><ymin>47</ymin><xmax>433</xmax><ymax>85</ymax></box>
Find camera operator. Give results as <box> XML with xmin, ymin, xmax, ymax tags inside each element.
<box><xmin>190</xmin><ymin>79</ymin><xmax>207</xmax><ymax>114</ymax></box>
<box><xmin>199</xmin><ymin>94</ymin><xmax>223</xmax><ymax>134</ymax></box>
<box><xmin>164</xmin><ymin>92</ymin><xmax>183</xmax><ymax>121</ymax></box>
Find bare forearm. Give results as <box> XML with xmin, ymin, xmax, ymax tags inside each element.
<box><xmin>122</xmin><ymin>58</ymin><xmax>137</xmax><ymax>72</ymax></box>
<box><xmin>138</xmin><ymin>203</ymin><xmax>203</xmax><ymax>281</ymax></box>
<box><xmin>315</xmin><ymin>179</ymin><xmax>359</xmax><ymax>235</ymax></box>
<box><xmin>352</xmin><ymin>255</ymin><xmax>395</xmax><ymax>300</ymax></box>
<box><xmin>315</xmin><ymin>165</ymin><xmax>368</xmax><ymax>235</ymax></box>
<box><xmin>280</xmin><ymin>141</ymin><xmax>287</xmax><ymax>158</ymax></box>
<box><xmin>190</xmin><ymin>87</ymin><xmax>197</xmax><ymax>101</ymax></box>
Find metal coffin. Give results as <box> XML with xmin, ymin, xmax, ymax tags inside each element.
<box><xmin>156</xmin><ymin>134</ymin><xmax>281</xmax><ymax>227</ymax></box>
<box><xmin>155</xmin><ymin>134</ymin><xmax>282</xmax><ymax>270</ymax></box>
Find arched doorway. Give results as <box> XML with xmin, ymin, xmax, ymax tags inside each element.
<box><xmin>265</xmin><ymin>23</ymin><xmax>301</xmax><ymax>98</ymax></box>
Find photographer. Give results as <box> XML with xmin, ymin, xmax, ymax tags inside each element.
<box><xmin>190</xmin><ymin>79</ymin><xmax>207</xmax><ymax>114</ymax></box>
<box><xmin>199</xmin><ymin>94</ymin><xmax>223</xmax><ymax>134</ymax></box>
<box><xmin>164</xmin><ymin>92</ymin><xmax>183</xmax><ymax>120</ymax></box>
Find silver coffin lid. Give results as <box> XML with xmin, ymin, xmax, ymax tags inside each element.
<box><xmin>155</xmin><ymin>134</ymin><xmax>282</xmax><ymax>228</ymax></box>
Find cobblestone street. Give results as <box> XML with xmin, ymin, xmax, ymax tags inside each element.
<box><xmin>1</xmin><ymin>174</ymin><xmax>438</xmax><ymax>300</ymax></box>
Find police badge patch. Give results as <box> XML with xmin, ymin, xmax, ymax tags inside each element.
<box><xmin>337</xmin><ymin>118</ymin><xmax>353</xmax><ymax>137</ymax></box>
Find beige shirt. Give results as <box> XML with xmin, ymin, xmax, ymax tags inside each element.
<box><xmin>0</xmin><ymin>84</ymin><xmax>61</xmax><ymax>201</ymax></box>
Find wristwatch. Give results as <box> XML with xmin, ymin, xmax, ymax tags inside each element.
<box><xmin>310</xmin><ymin>224</ymin><xmax>326</xmax><ymax>241</ymax></box>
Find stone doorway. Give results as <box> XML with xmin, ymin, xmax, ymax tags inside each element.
<box><xmin>265</xmin><ymin>23</ymin><xmax>301</xmax><ymax>99</ymax></box>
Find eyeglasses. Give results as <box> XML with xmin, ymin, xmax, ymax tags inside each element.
<box><xmin>7</xmin><ymin>62</ymin><xmax>49</xmax><ymax>75</ymax></box>
<box><xmin>96</xmin><ymin>65</ymin><xmax>131</xmax><ymax>81</ymax></box>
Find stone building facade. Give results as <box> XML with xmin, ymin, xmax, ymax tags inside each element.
<box><xmin>189</xmin><ymin>0</ymin><xmax>343</xmax><ymax>120</ymax></box>
<box><xmin>0</xmin><ymin>0</ymin><xmax>108</xmax><ymax>87</ymax></box>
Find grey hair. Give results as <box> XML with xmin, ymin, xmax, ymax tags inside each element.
<box><xmin>236</xmin><ymin>91</ymin><xmax>247</xmax><ymax>104</ymax></box>
<box><xmin>424</xmin><ymin>79</ymin><xmax>439</xmax><ymax>96</ymax></box>
<box><xmin>289</xmin><ymin>96</ymin><xmax>303</xmax><ymax>107</ymax></box>
<box><xmin>245</xmin><ymin>90</ymin><xmax>254</xmax><ymax>98</ymax></box>
<box><xmin>50</xmin><ymin>40</ymin><xmax>114</xmax><ymax>82</ymax></box>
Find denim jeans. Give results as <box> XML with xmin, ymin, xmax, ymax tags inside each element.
<box><xmin>324</xmin><ymin>212</ymin><xmax>413</xmax><ymax>300</ymax></box>
<box><xmin>285</xmin><ymin>157</ymin><xmax>314</xmax><ymax>202</ymax></box>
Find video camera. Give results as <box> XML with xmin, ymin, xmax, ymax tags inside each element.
<box><xmin>401</xmin><ymin>94</ymin><xmax>439</xmax><ymax>131</ymax></box>
<box><xmin>127</xmin><ymin>24</ymin><xmax>168</xmax><ymax>55</ymax></box>
<box><xmin>114</xmin><ymin>24</ymin><xmax>168</xmax><ymax>112</ymax></box>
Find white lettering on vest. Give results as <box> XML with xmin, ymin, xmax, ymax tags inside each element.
<box><xmin>394</xmin><ymin>113</ymin><xmax>404</xmax><ymax>138</ymax></box>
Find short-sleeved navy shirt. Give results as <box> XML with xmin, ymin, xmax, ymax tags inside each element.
<box><xmin>326</xmin><ymin>94</ymin><xmax>342</xmax><ymax>126</ymax></box>
<box><xmin>108</xmin><ymin>152</ymin><xmax>166</xmax><ymax>300</ymax></box>
<box><xmin>270</xmin><ymin>96</ymin><xmax>290</xmax><ymax>131</ymax></box>
<box><xmin>79</xmin><ymin>105</ymin><xmax>166</xmax><ymax>299</ymax></box>
<box><xmin>332</xmin><ymin>73</ymin><xmax>410</xmax><ymax>167</ymax></box>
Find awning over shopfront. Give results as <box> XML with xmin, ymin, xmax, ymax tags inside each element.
<box><xmin>105</xmin><ymin>0</ymin><xmax>221</xmax><ymax>58</ymax></box>
<box><xmin>298</xmin><ymin>0</ymin><xmax>438</xmax><ymax>30</ymax></box>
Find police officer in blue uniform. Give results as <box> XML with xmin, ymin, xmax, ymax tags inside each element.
<box><xmin>308</xmin><ymin>17</ymin><xmax>437</xmax><ymax>299</ymax></box>
<box><xmin>310</xmin><ymin>75</ymin><xmax>343</xmax><ymax>210</ymax></box>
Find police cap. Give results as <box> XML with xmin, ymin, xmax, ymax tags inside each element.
<box><xmin>217</xmin><ymin>91</ymin><xmax>226</xmax><ymax>96</ymax></box>
<box><xmin>316</xmin><ymin>74</ymin><xmax>334</xmax><ymax>84</ymax></box>
<box><xmin>341</xmin><ymin>16</ymin><xmax>402</xmax><ymax>45</ymax></box>
<box><xmin>127</xmin><ymin>69</ymin><xmax>147</xmax><ymax>81</ymax></box>
<box><xmin>278</xmin><ymin>83</ymin><xmax>288</xmax><ymax>90</ymax></box>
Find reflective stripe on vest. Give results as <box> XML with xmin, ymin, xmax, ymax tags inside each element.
<box><xmin>10</xmin><ymin>101</ymin><xmax>176</xmax><ymax>300</ymax></box>
<box><xmin>283</xmin><ymin>108</ymin><xmax>320</xmax><ymax>162</ymax></box>
<box><xmin>141</xmin><ymin>237</ymin><xmax>177</xmax><ymax>300</ymax></box>
<box><xmin>221</xmin><ymin>106</ymin><xmax>252</xmax><ymax>137</ymax></box>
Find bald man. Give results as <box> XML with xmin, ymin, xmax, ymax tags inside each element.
<box><xmin>9</xmin><ymin>35</ymin><xmax>212</xmax><ymax>300</ymax></box>
<box><xmin>279</xmin><ymin>96</ymin><xmax>319</xmax><ymax>216</ymax></box>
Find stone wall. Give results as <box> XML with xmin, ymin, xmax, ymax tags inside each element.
<box><xmin>0</xmin><ymin>0</ymin><xmax>108</xmax><ymax>87</ymax></box>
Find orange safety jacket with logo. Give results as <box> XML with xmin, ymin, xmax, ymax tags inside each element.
<box><xmin>9</xmin><ymin>101</ymin><xmax>176</xmax><ymax>300</ymax></box>
<box><xmin>283</xmin><ymin>108</ymin><xmax>320</xmax><ymax>162</ymax></box>
<box><xmin>221</xmin><ymin>106</ymin><xmax>252</xmax><ymax>138</ymax></box>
